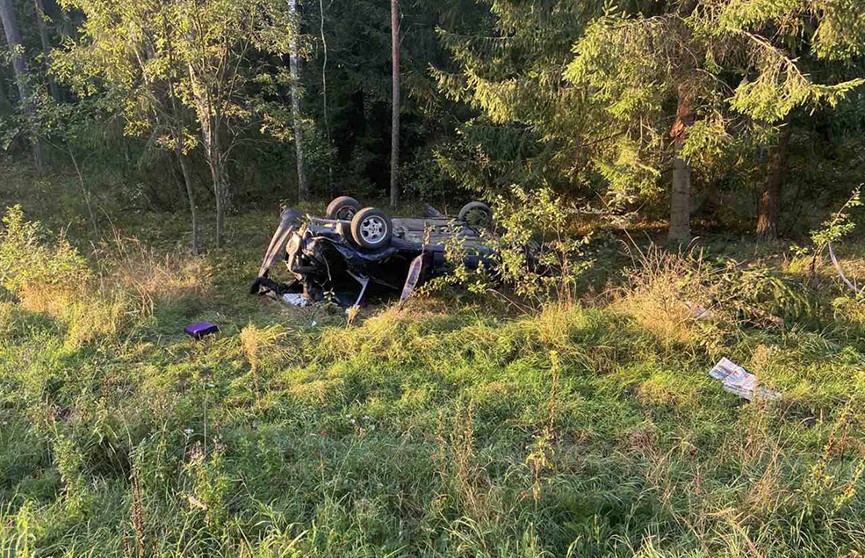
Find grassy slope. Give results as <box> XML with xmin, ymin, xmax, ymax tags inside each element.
<box><xmin>1</xmin><ymin>164</ymin><xmax>865</xmax><ymax>557</ymax></box>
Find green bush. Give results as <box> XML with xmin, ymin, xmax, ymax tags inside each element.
<box><xmin>0</xmin><ymin>205</ymin><xmax>91</xmax><ymax>296</ymax></box>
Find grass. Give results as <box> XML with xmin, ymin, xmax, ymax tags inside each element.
<box><xmin>1</xmin><ymin>166</ymin><xmax>865</xmax><ymax>557</ymax></box>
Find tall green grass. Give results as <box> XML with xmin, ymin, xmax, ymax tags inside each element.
<box><xmin>1</xmin><ymin>206</ymin><xmax>864</xmax><ymax>557</ymax></box>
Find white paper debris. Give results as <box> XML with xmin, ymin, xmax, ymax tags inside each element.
<box><xmin>688</xmin><ymin>302</ymin><xmax>712</xmax><ymax>321</ymax></box>
<box><xmin>281</xmin><ymin>293</ymin><xmax>309</xmax><ymax>307</ymax></box>
<box><xmin>709</xmin><ymin>357</ymin><xmax>781</xmax><ymax>401</ymax></box>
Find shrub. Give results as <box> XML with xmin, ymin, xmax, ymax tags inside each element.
<box><xmin>425</xmin><ymin>186</ymin><xmax>594</xmax><ymax>307</ymax></box>
<box><xmin>0</xmin><ymin>205</ymin><xmax>91</xmax><ymax>296</ymax></box>
<box><xmin>0</xmin><ymin>206</ymin><xmax>211</xmax><ymax>347</ymax></box>
<box><xmin>615</xmin><ymin>244</ymin><xmax>816</xmax><ymax>350</ymax></box>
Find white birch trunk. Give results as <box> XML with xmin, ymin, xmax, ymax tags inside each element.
<box><xmin>0</xmin><ymin>0</ymin><xmax>44</xmax><ymax>170</ymax></box>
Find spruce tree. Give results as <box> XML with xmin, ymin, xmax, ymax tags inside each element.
<box><xmin>441</xmin><ymin>0</ymin><xmax>865</xmax><ymax>241</ymax></box>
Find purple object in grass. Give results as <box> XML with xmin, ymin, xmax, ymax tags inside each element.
<box><xmin>184</xmin><ymin>322</ymin><xmax>219</xmax><ymax>339</ymax></box>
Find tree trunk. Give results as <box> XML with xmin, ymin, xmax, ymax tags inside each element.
<box><xmin>702</xmin><ymin>179</ymin><xmax>720</xmax><ymax>225</ymax></box>
<box><xmin>669</xmin><ymin>154</ymin><xmax>691</xmax><ymax>243</ymax></box>
<box><xmin>319</xmin><ymin>0</ymin><xmax>334</xmax><ymax>197</ymax></box>
<box><xmin>33</xmin><ymin>0</ymin><xmax>58</xmax><ymax>101</ymax></box>
<box><xmin>756</xmin><ymin>122</ymin><xmax>792</xmax><ymax>240</ymax></box>
<box><xmin>389</xmin><ymin>0</ymin><xmax>400</xmax><ymax>208</ymax></box>
<box><xmin>289</xmin><ymin>0</ymin><xmax>308</xmax><ymax>202</ymax></box>
<box><xmin>667</xmin><ymin>87</ymin><xmax>695</xmax><ymax>244</ymax></box>
<box><xmin>211</xmin><ymin>156</ymin><xmax>228</xmax><ymax>250</ymax></box>
<box><xmin>188</xmin><ymin>57</ymin><xmax>229</xmax><ymax>248</ymax></box>
<box><xmin>160</xmin><ymin>12</ymin><xmax>198</xmax><ymax>253</ymax></box>
<box><xmin>175</xmin><ymin>145</ymin><xmax>199</xmax><ymax>254</ymax></box>
<box><xmin>210</xmin><ymin>151</ymin><xmax>229</xmax><ymax>249</ymax></box>
<box><xmin>0</xmin><ymin>0</ymin><xmax>44</xmax><ymax>170</ymax></box>
<box><xmin>199</xmin><ymin>115</ymin><xmax>228</xmax><ymax>248</ymax></box>
<box><xmin>0</xmin><ymin>74</ymin><xmax>12</xmax><ymax>114</ymax></box>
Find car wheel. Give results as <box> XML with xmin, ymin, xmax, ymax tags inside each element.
<box><xmin>351</xmin><ymin>207</ymin><xmax>393</xmax><ymax>249</ymax></box>
<box><xmin>325</xmin><ymin>196</ymin><xmax>362</xmax><ymax>220</ymax></box>
<box><xmin>458</xmin><ymin>201</ymin><xmax>493</xmax><ymax>229</ymax></box>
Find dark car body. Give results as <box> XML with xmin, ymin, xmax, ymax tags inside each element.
<box><xmin>250</xmin><ymin>205</ymin><xmax>495</xmax><ymax>306</ymax></box>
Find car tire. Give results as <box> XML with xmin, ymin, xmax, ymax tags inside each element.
<box><xmin>325</xmin><ymin>196</ymin><xmax>362</xmax><ymax>220</ymax></box>
<box><xmin>458</xmin><ymin>201</ymin><xmax>493</xmax><ymax>229</ymax></box>
<box><xmin>351</xmin><ymin>207</ymin><xmax>393</xmax><ymax>249</ymax></box>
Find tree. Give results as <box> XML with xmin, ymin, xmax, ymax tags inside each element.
<box><xmin>289</xmin><ymin>0</ymin><xmax>308</xmax><ymax>202</ymax></box>
<box><xmin>285</xmin><ymin>0</ymin><xmax>470</xmax><ymax>202</ymax></box>
<box><xmin>389</xmin><ymin>0</ymin><xmax>399</xmax><ymax>207</ymax></box>
<box><xmin>0</xmin><ymin>0</ymin><xmax>44</xmax><ymax>169</ymax></box>
<box><xmin>172</xmin><ymin>0</ymin><xmax>309</xmax><ymax>246</ymax></box>
<box><xmin>56</xmin><ymin>0</ymin><xmax>301</xmax><ymax>248</ymax></box>
<box><xmin>436</xmin><ymin>1</ymin><xmax>605</xmax><ymax>197</ymax></box>
<box><xmin>441</xmin><ymin>0</ymin><xmax>865</xmax><ymax>242</ymax></box>
<box><xmin>567</xmin><ymin>2</ymin><xmax>863</xmax><ymax>243</ymax></box>
<box><xmin>756</xmin><ymin>119</ymin><xmax>792</xmax><ymax>240</ymax></box>
<box><xmin>33</xmin><ymin>0</ymin><xmax>59</xmax><ymax>101</ymax></box>
<box><xmin>54</xmin><ymin>0</ymin><xmax>201</xmax><ymax>252</ymax></box>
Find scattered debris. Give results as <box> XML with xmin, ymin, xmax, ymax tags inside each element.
<box><xmin>687</xmin><ymin>302</ymin><xmax>712</xmax><ymax>321</ymax></box>
<box><xmin>709</xmin><ymin>357</ymin><xmax>781</xmax><ymax>401</ymax></box>
<box><xmin>184</xmin><ymin>322</ymin><xmax>219</xmax><ymax>340</ymax></box>
<box><xmin>281</xmin><ymin>292</ymin><xmax>309</xmax><ymax>307</ymax></box>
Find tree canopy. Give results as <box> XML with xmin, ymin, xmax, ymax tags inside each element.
<box><xmin>0</xmin><ymin>0</ymin><xmax>862</xmax><ymax>245</ymax></box>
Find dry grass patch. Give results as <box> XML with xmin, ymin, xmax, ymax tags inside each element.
<box><xmin>1</xmin><ymin>207</ymin><xmax>212</xmax><ymax>347</ymax></box>
<box><xmin>613</xmin><ymin>246</ymin><xmax>712</xmax><ymax>348</ymax></box>
<box><xmin>96</xmin><ymin>232</ymin><xmax>211</xmax><ymax>315</ymax></box>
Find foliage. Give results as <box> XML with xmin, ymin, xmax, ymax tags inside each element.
<box><xmin>51</xmin><ymin>0</ymin><xmax>307</xmax><ymax>246</ymax></box>
<box><xmin>436</xmin><ymin>0</ymin><xmax>865</xmax><ymax>235</ymax></box>
<box><xmin>490</xmin><ymin>187</ymin><xmax>594</xmax><ymax>302</ymax></box>
<box><xmin>616</xmin><ymin>244</ymin><xmax>817</xmax><ymax>353</ymax></box>
<box><xmin>1</xmin><ymin>0</ymin><xmax>865</xmax><ymax>552</ymax></box>
<box><xmin>424</xmin><ymin>187</ymin><xmax>594</xmax><ymax>305</ymax></box>
<box><xmin>0</xmin><ymin>205</ymin><xmax>90</xmax><ymax>295</ymax></box>
<box><xmin>811</xmin><ymin>186</ymin><xmax>863</xmax><ymax>248</ymax></box>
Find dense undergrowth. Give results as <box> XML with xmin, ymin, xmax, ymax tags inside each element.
<box><xmin>1</xmin><ymin>199</ymin><xmax>864</xmax><ymax>557</ymax></box>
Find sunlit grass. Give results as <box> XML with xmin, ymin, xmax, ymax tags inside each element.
<box><xmin>0</xmin><ymin>201</ymin><xmax>864</xmax><ymax>557</ymax></box>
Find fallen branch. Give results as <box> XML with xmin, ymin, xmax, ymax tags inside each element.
<box><xmin>827</xmin><ymin>242</ymin><xmax>864</xmax><ymax>297</ymax></box>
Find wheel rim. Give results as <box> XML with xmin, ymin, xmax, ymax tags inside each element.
<box><xmin>359</xmin><ymin>215</ymin><xmax>386</xmax><ymax>244</ymax></box>
<box><xmin>336</xmin><ymin>207</ymin><xmax>357</xmax><ymax>220</ymax></box>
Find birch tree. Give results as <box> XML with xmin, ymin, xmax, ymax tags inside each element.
<box><xmin>56</xmin><ymin>0</ymin><xmax>299</xmax><ymax>249</ymax></box>
<box><xmin>0</xmin><ymin>0</ymin><xmax>44</xmax><ymax>169</ymax></box>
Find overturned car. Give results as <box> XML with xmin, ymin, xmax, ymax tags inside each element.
<box><xmin>250</xmin><ymin>196</ymin><xmax>496</xmax><ymax>307</ymax></box>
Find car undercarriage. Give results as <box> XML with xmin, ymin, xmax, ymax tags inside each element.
<box><xmin>250</xmin><ymin>197</ymin><xmax>496</xmax><ymax>307</ymax></box>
